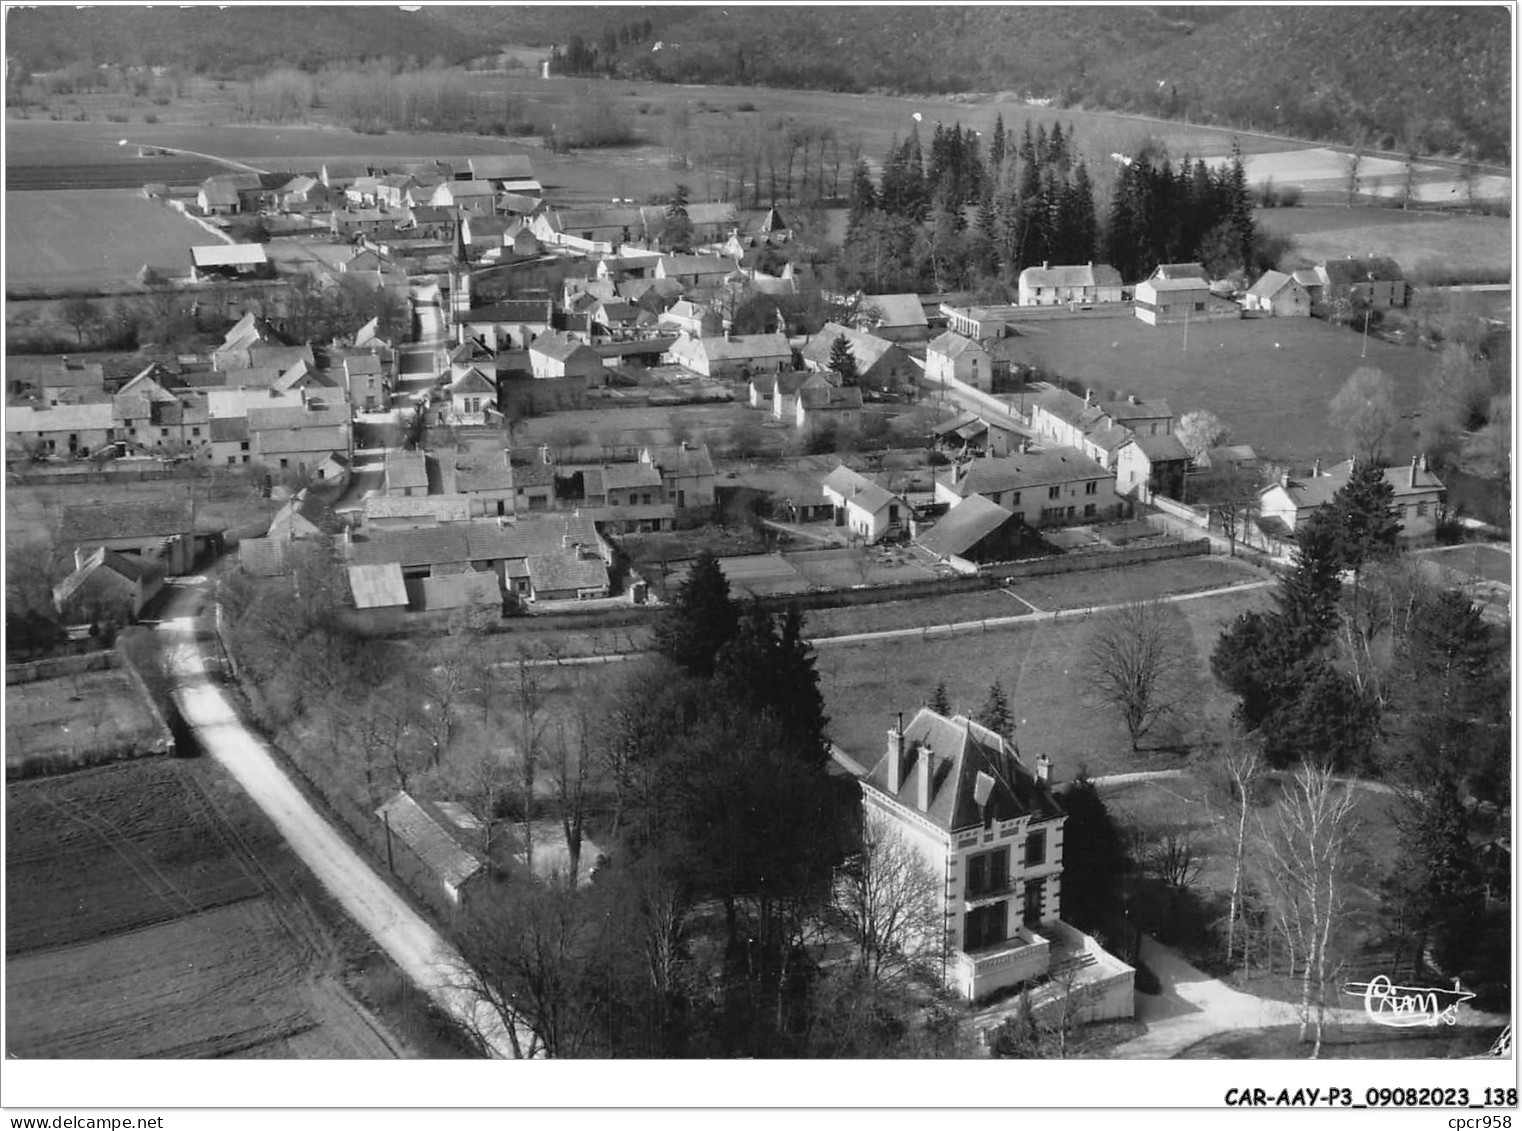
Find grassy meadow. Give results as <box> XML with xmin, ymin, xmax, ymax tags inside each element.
<box><xmin>1001</xmin><ymin>314</ymin><xmax>1440</xmax><ymax>466</ymax></box>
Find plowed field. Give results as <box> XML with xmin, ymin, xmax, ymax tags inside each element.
<box><xmin>5</xmin><ymin>761</ymin><xmax>400</xmax><ymax>1058</ymax></box>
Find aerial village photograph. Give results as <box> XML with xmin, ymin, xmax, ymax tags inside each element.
<box><xmin>0</xmin><ymin>0</ymin><xmax>1513</xmax><ymax>1116</ymax></box>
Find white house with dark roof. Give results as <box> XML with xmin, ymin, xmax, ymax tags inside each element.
<box><xmin>666</xmin><ymin>330</ymin><xmax>792</xmax><ymax>380</ymax></box>
<box><xmin>447</xmin><ymin>367</ymin><xmax>497</xmax><ymax>426</ymax></box>
<box><xmin>1115</xmin><ymin>432</ymin><xmax>1192</xmax><ymax>501</ymax></box>
<box><xmin>525</xmin><ymin>550</ymin><xmax>611</xmax><ymax>601</ymax></box>
<box><xmin>1018</xmin><ymin>262</ymin><xmax>1124</xmax><ymax>307</ymax></box>
<box><xmin>821</xmin><ymin>465</ymin><xmax>908</xmax><ymax>542</ymax></box>
<box><xmin>796</xmin><ymin>382</ymin><xmax>863</xmax><ymax>434</ymax></box>
<box><xmin>936</xmin><ymin>447</ymin><xmax>1121</xmax><ymax>527</ymax></box>
<box><xmin>1258</xmin><ymin>455</ymin><xmax>1445</xmax><ymax>547</ymax></box>
<box><xmin>857</xmin><ymin>708</ymin><xmax>1135</xmax><ymax>1008</ymax></box>
<box><xmin>1029</xmin><ymin>387</ymin><xmax>1174</xmax><ymax>470</ymax></box>
<box><xmin>529</xmin><ymin>331</ymin><xmax>606</xmax><ymax>384</ymax></box>
<box><xmin>641</xmin><ymin>442</ymin><xmax>716</xmax><ymax>509</ymax></box>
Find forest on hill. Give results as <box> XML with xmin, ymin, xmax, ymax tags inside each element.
<box><xmin>5</xmin><ymin>6</ymin><xmax>1511</xmax><ymax>163</ymax></box>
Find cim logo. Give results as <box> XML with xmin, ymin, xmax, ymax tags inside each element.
<box><xmin>1341</xmin><ymin>974</ymin><xmax>1475</xmax><ymax>1028</ymax></box>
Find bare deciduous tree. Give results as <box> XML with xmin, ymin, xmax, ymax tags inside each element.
<box><xmin>1220</xmin><ymin>737</ymin><xmax>1263</xmax><ymax>967</ymax></box>
<box><xmin>834</xmin><ymin>808</ymin><xmax>944</xmax><ymax>983</ymax></box>
<box><xmin>1082</xmin><ymin>600</ymin><xmax>1190</xmax><ymax>751</ymax></box>
<box><xmin>1330</xmin><ymin>367</ymin><xmax>1398</xmax><ymax>466</ymax></box>
<box><xmin>1254</xmin><ymin>762</ymin><xmax>1360</xmax><ymax>1057</ymax></box>
<box><xmin>1174</xmin><ymin>409</ymin><xmax>1230</xmax><ymax>464</ymax></box>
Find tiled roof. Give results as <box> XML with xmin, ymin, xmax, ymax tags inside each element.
<box><xmin>255</xmin><ymin>427</ymin><xmax>347</xmax><ymax>455</ymax></box>
<box><xmin>5</xmin><ymin>402</ymin><xmax>114</xmax><ymax>434</ymax></box>
<box><xmin>947</xmin><ymin>447</ymin><xmax>1108</xmax><ymax>497</ymax></box>
<box><xmin>928</xmin><ymin>330</ymin><xmax>988</xmax><ymax>360</ymax></box>
<box><xmin>1320</xmin><ymin>257</ymin><xmax>1405</xmax><ymax>285</ymax></box>
<box><xmin>374</xmin><ymin>792</ymin><xmax>485</xmax><ymax>891</ymax></box>
<box><xmin>348</xmin><ymin>527</ymin><xmax>471</xmax><ymax>568</ymax></box>
<box><xmin>450</xmin><ymin>367</ymin><xmax>497</xmax><ymax>395</ymax></box>
<box><xmin>1128</xmin><ymin>433</ymin><xmax>1191</xmax><ymax>462</ymax></box>
<box><xmin>1247</xmin><ymin>269</ymin><xmax>1298</xmax><ymax>299</ymax></box>
<box><xmin>463</xmin><ymin>300</ymin><xmax>550</xmax><ymax>325</ymax></box>
<box><xmin>798</xmin><ymin>384</ymin><xmax>864</xmax><ymax>411</ymax></box>
<box><xmin>210</xmin><ymin>417</ymin><xmax>248</xmax><ymax>442</ymax></box>
<box><xmin>659</xmin><ymin>254</ymin><xmax>733</xmax><ymax>277</ymax></box>
<box><xmin>866</xmin><ymin>293</ymin><xmax>928</xmax><ymax>328</ymax></box>
<box><xmin>420</xmin><ymin>571</ymin><xmax>501</xmax><ymax>610</ymax></box>
<box><xmin>696</xmin><ymin>333</ymin><xmax>791</xmax><ymax>363</ymax></box>
<box><xmin>59</xmin><ymin>499</ymin><xmax>194</xmax><ymax>544</ymax></box>
<box><xmin>917</xmin><ymin>493</ymin><xmax>1017</xmax><ymax>559</ymax></box>
<box><xmin>247</xmin><ymin>403</ymin><xmax>348</xmax><ymax>431</ymax></box>
<box><xmin>1143</xmin><ymin>277</ymin><xmax>1210</xmax><ymax>293</ymax></box>
<box><xmin>52</xmin><ymin>548</ymin><xmax>162</xmax><ymax>607</ymax></box>
<box><xmin>531</xmin><ymin>331</ymin><xmax>600</xmax><ymax>364</ymax></box>
<box><xmin>526</xmin><ymin>551</ymin><xmax>609</xmax><ymax>593</ymax></box>
<box><xmin>364</xmin><ymin>494</ymin><xmax>472</xmax><ymax>523</ymax></box>
<box><xmin>860</xmin><ymin>709</ymin><xmax>1063</xmax><ymax>833</ymax></box>
<box><xmin>238</xmin><ymin>537</ymin><xmax>290</xmax><ymax>577</ymax></box>
<box><xmin>645</xmin><ymin>443</ymin><xmax>714</xmax><ymax>480</ymax></box>
<box><xmin>454</xmin><ymin>456</ymin><xmax>514</xmax><ymax>493</ymax></box>
<box><xmin>468</xmin><ymin>155</ymin><xmax>535</xmax><ymax>181</ymax></box>
<box><xmin>602</xmin><ymin>462</ymin><xmax>663</xmax><ymax>491</ymax></box>
<box><xmin>1152</xmin><ymin>262</ymin><xmax>1209</xmax><ymax>281</ymax></box>
<box><xmin>384</xmin><ymin>450</ymin><xmax>429</xmax><ymax>491</ymax></box>
<box><xmin>191</xmin><ymin>244</ymin><xmax>267</xmax><ymax>268</ymax></box>
<box><xmin>822</xmin><ymin>465</ymin><xmax>897</xmax><ymax>514</ymax></box>
<box><xmin>802</xmin><ymin>323</ymin><xmax>899</xmax><ymax>370</ymax></box>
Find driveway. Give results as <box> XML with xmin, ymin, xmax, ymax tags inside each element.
<box><xmin>156</xmin><ymin>578</ymin><xmax>531</xmax><ymax>1058</ymax></box>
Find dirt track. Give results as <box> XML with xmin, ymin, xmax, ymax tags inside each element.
<box><xmin>158</xmin><ymin>579</ymin><xmax>531</xmax><ymax>1057</ymax></box>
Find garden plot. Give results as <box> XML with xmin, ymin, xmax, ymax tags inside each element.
<box><xmin>4</xmin><ymin>668</ymin><xmax>172</xmax><ymax>777</ymax></box>
<box><xmin>717</xmin><ymin>552</ymin><xmax>811</xmax><ymax>597</ymax></box>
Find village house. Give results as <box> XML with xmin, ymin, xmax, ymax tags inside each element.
<box><xmin>57</xmin><ymin>499</ymin><xmax>197</xmax><ymax>576</ymax></box>
<box><xmin>1017</xmin><ymin>262</ymin><xmax>1125</xmax><ymax>307</ymax></box>
<box><xmin>654</xmin><ymin>253</ymin><xmax>735</xmax><ymax>289</ymax></box>
<box><xmin>924</xmin><ymin>331</ymin><xmax>1022</xmax><ymax>394</ymax></box>
<box><xmin>855</xmin><ymin>293</ymin><xmax>931</xmax><ymax>342</ymax></box>
<box><xmin>661</xmin><ymin>298</ymin><xmax>724</xmax><ymax>337</ymax></box>
<box><xmin>275</xmin><ymin>175</ymin><xmax>332</xmax><ymax>213</ymax></box>
<box><xmin>641</xmin><ymin>442</ymin><xmax>716</xmax><ymax>510</ymax></box>
<box><xmin>320</xmin><ymin>161</ymin><xmax>371</xmax><ymax>190</ymax></box>
<box><xmin>447</xmin><ymin>367</ymin><xmax>497</xmax><ymax>426</ymax></box>
<box><xmin>363</xmin><ymin>494</ymin><xmax>473</xmax><ymax>530</ymax></box>
<box><xmin>430</xmin><ymin>179</ymin><xmax>497</xmax><ymax>213</ymax></box>
<box><xmin>529</xmin><ymin>331</ymin><xmax>606</xmax><ymax>385</ymax></box>
<box><xmin>209</xmin><ymin>417</ymin><xmax>251</xmax><ymax>467</ymax></box>
<box><xmin>1029</xmin><ymin>388</ymin><xmax>1174</xmax><ymax>470</ymax></box>
<box><xmin>939</xmin><ymin>302</ymin><xmax>1022</xmax><ymax>340</ymax></box>
<box><xmin>53</xmin><ymin>547</ymin><xmax>165</xmax><ymax>625</ymax></box>
<box><xmin>6</xmin><ymin>355</ymin><xmax>106</xmax><ymax>402</ymax></box>
<box><xmin>667</xmin><ymin>330</ymin><xmax>793</xmax><ymax>380</ymax></box>
<box><xmin>1243</xmin><ymin>269</ymin><xmax>1312</xmax><ymax>317</ymax></box>
<box><xmin>936</xmin><ymin>447</ymin><xmax>1121</xmax><ymax>527</ymax></box>
<box><xmin>1257</xmin><ymin>455</ymin><xmax>1445</xmax><ymax>546</ymax></box>
<box><xmin>1115</xmin><ymin>432</ymin><xmax>1192</xmax><ymax>502</ymax></box>
<box><xmin>857</xmin><ymin>708</ymin><xmax>1134</xmax><ymax>1010</ymax></box>
<box><xmin>531</xmin><ymin>205</ymin><xmax>645</xmax><ymax>253</ymax></box>
<box><xmin>340</xmin><ymin>353</ymin><xmax>389</xmax><ymax>412</ymax></box>
<box><xmin>247</xmin><ymin>403</ymin><xmax>352</xmax><ymax>479</ymax></box>
<box><xmin>821</xmin><ymin>465</ymin><xmax>908</xmax><ymax>542</ymax></box>
<box><xmin>196</xmin><ymin>171</ymin><xmax>263</xmax><ymax>215</ymax></box>
<box><xmin>454</xmin><ymin>298</ymin><xmax>553</xmax><ymax>353</ymax></box>
<box><xmin>914</xmin><ymin>493</ymin><xmax>1027</xmax><ymax>574</ymax></box>
<box><xmin>1134</xmin><ymin>276</ymin><xmax>1233</xmax><ymax>326</ymax></box>
<box><xmin>5</xmin><ymin>401</ymin><xmax>114</xmax><ymax>460</ymax></box>
<box><xmin>451</xmin><ymin>451</ymin><xmax>516</xmax><ymax>518</ymax></box>
<box><xmin>1315</xmin><ymin>257</ymin><xmax>1408</xmax><ymax>309</ymax></box>
<box><xmin>796</xmin><ymin>382</ymin><xmax>864</xmax><ymax>434</ymax></box>
<box><xmin>507</xmin><ymin>460</ymin><xmax>557</xmax><ymax>512</ymax></box>
<box><xmin>801</xmin><ymin>323</ymin><xmax>914</xmax><ymax>393</ymax></box>
<box><xmin>524</xmin><ymin>549</ymin><xmax>611</xmax><ymax>602</ymax></box>
<box><xmin>330</xmin><ymin>208</ymin><xmax>407</xmax><ymax>242</ymax></box>
<box><xmin>749</xmin><ymin>370</ymin><xmax>832</xmax><ymax>421</ymax></box>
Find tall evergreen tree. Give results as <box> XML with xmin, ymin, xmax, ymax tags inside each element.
<box><xmin>1273</xmin><ymin>507</ymin><xmax>1344</xmax><ymax>649</ymax></box>
<box><xmin>977</xmin><ymin>682</ymin><xmax>1014</xmax><ymax>742</ymax></box>
<box><xmin>930</xmin><ymin>681</ymin><xmax>951</xmax><ymax>715</ymax></box>
<box><xmin>827</xmin><ymin>334</ymin><xmax>859</xmax><ymax>386</ymax></box>
<box><xmin>988</xmin><ymin>113</ymin><xmax>1007</xmax><ymax>178</ymax></box>
<box><xmin>1327</xmin><ymin>462</ymin><xmax>1402</xmax><ymax>574</ymax></box>
<box><xmin>847</xmin><ymin>158</ymin><xmax>878</xmax><ymax>227</ymax></box>
<box><xmin>653</xmin><ymin>550</ymin><xmax>738</xmax><ymax>678</ymax></box>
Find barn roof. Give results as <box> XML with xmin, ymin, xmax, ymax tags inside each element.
<box><xmin>374</xmin><ymin>792</ymin><xmax>486</xmax><ymax>891</ymax></box>
<box><xmin>917</xmin><ymin>493</ymin><xmax>1017</xmax><ymax>559</ymax></box>
<box><xmin>347</xmin><ymin>562</ymin><xmax>410</xmax><ymax>608</ymax></box>
<box><xmin>58</xmin><ymin>499</ymin><xmax>194</xmax><ymax>544</ymax></box>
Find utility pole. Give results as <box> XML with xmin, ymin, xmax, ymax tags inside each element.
<box><xmin>1361</xmin><ymin>306</ymin><xmax>1371</xmax><ymax>358</ymax></box>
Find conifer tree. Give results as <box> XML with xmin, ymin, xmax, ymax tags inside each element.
<box><xmin>977</xmin><ymin>682</ymin><xmax>1014</xmax><ymax>742</ymax></box>
<box><xmin>930</xmin><ymin>681</ymin><xmax>951</xmax><ymax>716</ymax></box>
<box><xmin>827</xmin><ymin>334</ymin><xmax>859</xmax><ymax>386</ymax></box>
<box><xmin>654</xmin><ymin>550</ymin><xmax>738</xmax><ymax>678</ymax></box>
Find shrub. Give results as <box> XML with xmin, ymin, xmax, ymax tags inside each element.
<box><xmin>736</xmin><ymin>100</ymin><xmax>756</xmax><ymax>112</ymax></box>
<box><xmin>1133</xmin><ymin>960</ymin><xmax>1162</xmax><ymax>996</ymax></box>
<box><xmin>142</xmin><ymin>113</ymin><xmax>157</xmax><ymax>124</ymax></box>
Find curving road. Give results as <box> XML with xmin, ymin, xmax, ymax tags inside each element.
<box><xmin>156</xmin><ymin>577</ymin><xmax>531</xmax><ymax>1058</ymax></box>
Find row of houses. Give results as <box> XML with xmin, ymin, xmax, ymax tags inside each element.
<box><xmin>197</xmin><ymin>156</ymin><xmax>541</xmax><ymax>217</ymax></box>
<box><xmin>6</xmin><ymin>316</ymin><xmax>382</xmax><ymax>474</ymax></box>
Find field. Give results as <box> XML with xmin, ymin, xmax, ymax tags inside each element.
<box><xmin>1234</xmin><ymin>146</ymin><xmax>1510</xmax><ymax>205</ymax></box>
<box><xmin>5</xmin><ymin>760</ymin><xmax>403</xmax><ymax>1058</ymax></box>
<box><xmin>5</xmin><ymin>668</ymin><xmax>170</xmax><ymax>775</ymax></box>
<box><xmin>998</xmin><ymin>315</ymin><xmax>1438</xmax><ymax>466</ymax></box>
<box><xmin>4</xmin><ymin>188</ymin><xmax>218</xmax><ymax>289</ymax></box>
<box><xmin>1408</xmin><ymin>543</ymin><xmax>1512</xmax><ymax>621</ymax></box>
<box><xmin>816</xmin><ymin>583</ymin><xmax>1272</xmax><ymax>776</ymax></box>
<box><xmin>1257</xmin><ymin>206</ymin><xmax>1513</xmax><ymax>283</ymax></box>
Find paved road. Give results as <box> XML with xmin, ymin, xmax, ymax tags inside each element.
<box><xmin>156</xmin><ymin>578</ymin><xmax>532</xmax><ymax>1058</ymax></box>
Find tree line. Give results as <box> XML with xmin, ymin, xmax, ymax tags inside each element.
<box><xmin>834</xmin><ymin>116</ymin><xmax>1284</xmax><ymax>296</ymax></box>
